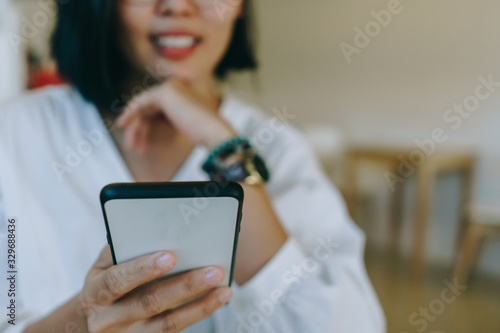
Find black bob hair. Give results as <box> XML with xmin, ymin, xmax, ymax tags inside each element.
<box><xmin>51</xmin><ymin>1</ymin><xmax>257</xmax><ymax>110</ymax></box>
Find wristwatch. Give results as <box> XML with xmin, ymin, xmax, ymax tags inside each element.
<box><xmin>202</xmin><ymin>136</ymin><xmax>270</xmax><ymax>185</ymax></box>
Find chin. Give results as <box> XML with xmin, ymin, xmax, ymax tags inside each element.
<box><xmin>148</xmin><ymin>57</ymin><xmax>201</xmax><ymax>81</ymax></box>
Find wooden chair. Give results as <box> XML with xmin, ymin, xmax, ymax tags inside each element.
<box><xmin>343</xmin><ymin>146</ymin><xmax>475</xmax><ymax>275</ymax></box>
<box><xmin>454</xmin><ymin>203</ymin><xmax>500</xmax><ymax>284</ymax></box>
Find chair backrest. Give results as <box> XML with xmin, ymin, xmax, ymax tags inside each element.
<box><xmin>469</xmin><ymin>203</ymin><xmax>500</xmax><ymax>226</ymax></box>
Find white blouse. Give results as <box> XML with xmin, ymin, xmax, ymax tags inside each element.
<box><xmin>0</xmin><ymin>85</ymin><xmax>385</xmax><ymax>333</ymax></box>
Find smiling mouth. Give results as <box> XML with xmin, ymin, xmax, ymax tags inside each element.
<box><xmin>151</xmin><ymin>35</ymin><xmax>202</xmax><ymax>60</ymax></box>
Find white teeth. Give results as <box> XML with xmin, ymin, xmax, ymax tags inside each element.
<box><xmin>157</xmin><ymin>36</ymin><xmax>196</xmax><ymax>48</ymax></box>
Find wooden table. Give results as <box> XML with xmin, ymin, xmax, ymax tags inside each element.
<box><xmin>343</xmin><ymin>146</ymin><xmax>475</xmax><ymax>275</ymax></box>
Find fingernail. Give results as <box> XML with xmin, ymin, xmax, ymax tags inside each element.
<box><xmin>218</xmin><ymin>288</ymin><xmax>232</xmax><ymax>303</ymax></box>
<box><xmin>205</xmin><ymin>267</ymin><xmax>223</xmax><ymax>284</ymax></box>
<box><xmin>155</xmin><ymin>252</ymin><xmax>174</xmax><ymax>269</ymax></box>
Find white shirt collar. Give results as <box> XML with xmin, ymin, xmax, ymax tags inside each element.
<box><xmin>72</xmin><ymin>85</ymin><xmax>246</xmax><ymax>183</ymax></box>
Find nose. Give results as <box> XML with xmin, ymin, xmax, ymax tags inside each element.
<box><xmin>157</xmin><ymin>0</ymin><xmax>197</xmax><ymax>17</ymax></box>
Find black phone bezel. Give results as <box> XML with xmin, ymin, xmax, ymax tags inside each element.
<box><xmin>100</xmin><ymin>181</ymin><xmax>244</xmax><ymax>287</ymax></box>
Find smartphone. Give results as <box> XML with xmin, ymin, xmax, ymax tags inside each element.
<box><xmin>100</xmin><ymin>181</ymin><xmax>244</xmax><ymax>287</ymax></box>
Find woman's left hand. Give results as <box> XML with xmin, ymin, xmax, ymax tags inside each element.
<box><xmin>116</xmin><ymin>78</ymin><xmax>236</xmax><ymax>155</ymax></box>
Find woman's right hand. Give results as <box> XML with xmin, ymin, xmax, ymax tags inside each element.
<box><xmin>78</xmin><ymin>245</ymin><xmax>232</xmax><ymax>333</ymax></box>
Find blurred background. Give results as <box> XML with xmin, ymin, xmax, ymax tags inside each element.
<box><xmin>1</xmin><ymin>0</ymin><xmax>500</xmax><ymax>332</ymax></box>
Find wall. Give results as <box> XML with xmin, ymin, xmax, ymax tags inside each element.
<box><xmin>229</xmin><ymin>0</ymin><xmax>500</xmax><ymax>276</ymax></box>
<box><xmin>0</xmin><ymin>0</ymin><xmax>24</xmax><ymax>101</ymax></box>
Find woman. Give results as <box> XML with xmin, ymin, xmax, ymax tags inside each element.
<box><xmin>0</xmin><ymin>0</ymin><xmax>385</xmax><ymax>332</ymax></box>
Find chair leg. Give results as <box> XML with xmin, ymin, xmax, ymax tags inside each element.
<box><xmin>454</xmin><ymin>224</ymin><xmax>484</xmax><ymax>285</ymax></box>
<box><xmin>388</xmin><ymin>172</ymin><xmax>405</xmax><ymax>252</ymax></box>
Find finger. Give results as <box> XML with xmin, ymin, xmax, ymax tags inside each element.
<box><xmin>93</xmin><ymin>245</ymin><xmax>114</xmax><ymax>270</ymax></box>
<box><xmin>142</xmin><ymin>287</ymin><xmax>232</xmax><ymax>333</ymax></box>
<box><xmin>117</xmin><ymin>89</ymin><xmax>165</xmax><ymax>128</ymax></box>
<box><xmin>101</xmin><ymin>266</ymin><xmax>225</xmax><ymax>324</ymax></box>
<box><xmin>136</xmin><ymin>120</ymin><xmax>150</xmax><ymax>156</ymax></box>
<box><xmin>90</xmin><ymin>251</ymin><xmax>176</xmax><ymax>306</ymax></box>
<box><xmin>124</xmin><ymin>117</ymin><xmax>143</xmax><ymax>150</ymax></box>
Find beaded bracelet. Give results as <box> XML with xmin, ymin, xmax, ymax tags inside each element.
<box><xmin>202</xmin><ymin>136</ymin><xmax>251</xmax><ymax>173</ymax></box>
<box><xmin>201</xmin><ymin>136</ymin><xmax>269</xmax><ymax>184</ymax></box>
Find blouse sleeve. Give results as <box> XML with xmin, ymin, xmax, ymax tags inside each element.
<box><xmin>0</xmin><ymin>120</ymin><xmax>41</xmax><ymax>333</ymax></box>
<box><xmin>0</xmin><ymin>112</ymin><xmax>34</xmax><ymax>333</ymax></box>
<box><xmin>212</xmin><ymin>118</ymin><xmax>386</xmax><ymax>332</ymax></box>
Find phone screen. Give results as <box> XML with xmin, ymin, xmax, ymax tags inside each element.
<box><xmin>101</xmin><ymin>182</ymin><xmax>244</xmax><ymax>287</ymax></box>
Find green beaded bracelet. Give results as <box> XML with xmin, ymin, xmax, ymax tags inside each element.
<box><xmin>202</xmin><ymin>136</ymin><xmax>252</xmax><ymax>173</ymax></box>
